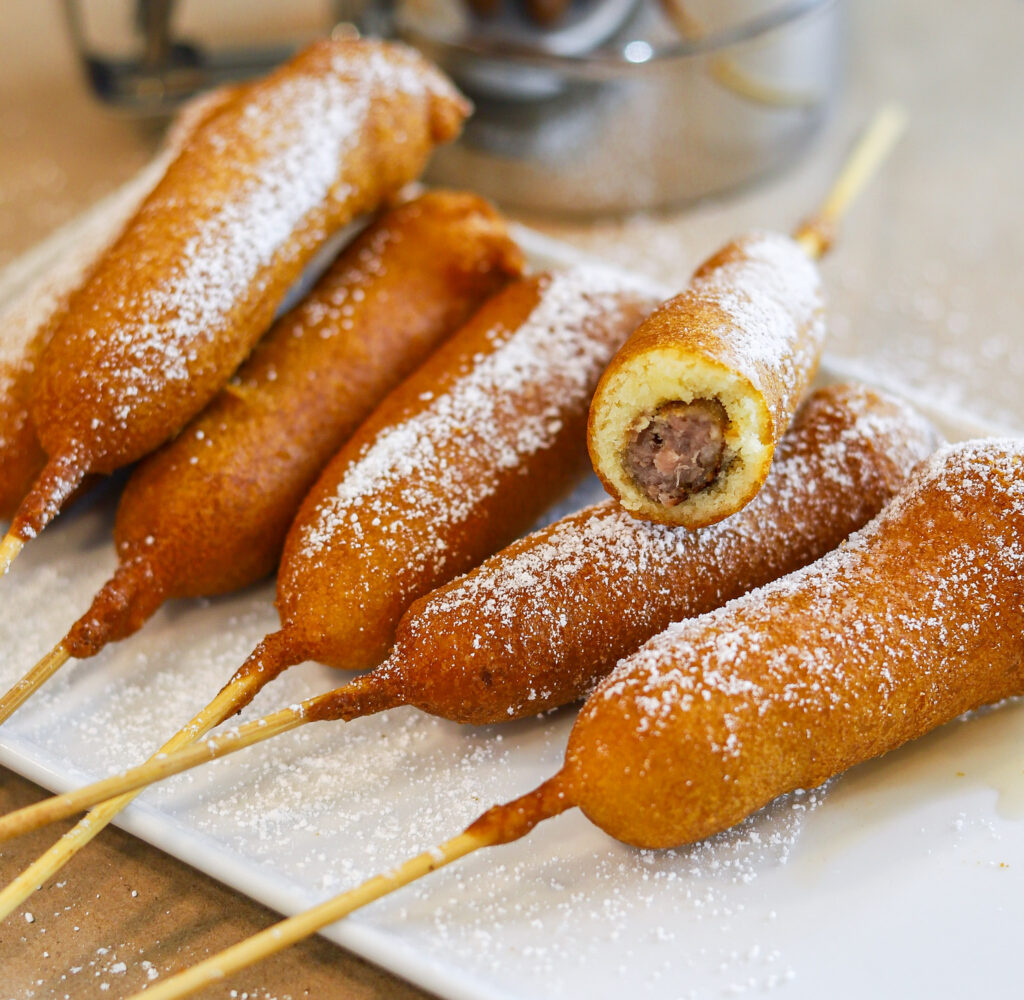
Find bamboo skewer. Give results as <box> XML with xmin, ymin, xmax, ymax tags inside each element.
<box><xmin>0</xmin><ymin>678</ymin><xmax>386</xmax><ymax>841</ymax></box>
<box><xmin>130</xmin><ymin>779</ymin><xmax>570</xmax><ymax>1000</ymax></box>
<box><xmin>793</xmin><ymin>104</ymin><xmax>907</xmax><ymax>259</ymax></box>
<box><xmin>0</xmin><ymin>644</ymin><xmax>70</xmax><ymax>725</ymax></box>
<box><xmin>0</xmin><ymin>662</ymin><xmax>271</xmax><ymax>921</ymax></box>
<box><xmin>133</xmin><ymin>830</ymin><xmax>497</xmax><ymax>1000</ymax></box>
<box><xmin>0</xmin><ymin>533</ymin><xmax>23</xmax><ymax>577</ymax></box>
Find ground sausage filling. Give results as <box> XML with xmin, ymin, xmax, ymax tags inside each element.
<box><xmin>623</xmin><ymin>398</ymin><xmax>728</xmax><ymax>506</ymax></box>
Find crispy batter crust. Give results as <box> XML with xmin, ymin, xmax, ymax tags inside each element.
<box><xmin>0</xmin><ymin>87</ymin><xmax>239</xmax><ymax>520</ymax></box>
<box><xmin>275</xmin><ymin>269</ymin><xmax>659</xmax><ymax>674</ymax></box>
<box><xmin>62</xmin><ymin>191</ymin><xmax>521</xmax><ymax>659</ymax></box>
<box><xmin>587</xmin><ymin>232</ymin><xmax>825</xmax><ymax>528</ymax></box>
<box><xmin>567</xmin><ymin>439</ymin><xmax>1024</xmax><ymax>848</ymax></box>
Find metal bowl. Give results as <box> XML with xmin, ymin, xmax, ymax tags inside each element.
<box><xmin>369</xmin><ymin>0</ymin><xmax>844</xmax><ymax>216</ymax></box>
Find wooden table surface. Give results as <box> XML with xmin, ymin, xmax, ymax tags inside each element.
<box><xmin>2</xmin><ymin>0</ymin><xmax>1022</xmax><ymax>998</ymax></box>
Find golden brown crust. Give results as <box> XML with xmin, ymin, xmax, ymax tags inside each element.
<box><xmin>386</xmin><ymin>383</ymin><xmax>936</xmax><ymax>725</ymax></box>
<box><xmin>566</xmin><ymin>439</ymin><xmax>1024</xmax><ymax>848</ymax></box>
<box><xmin>0</xmin><ymin>87</ymin><xmax>240</xmax><ymax>521</ymax></box>
<box><xmin>16</xmin><ymin>39</ymin><xmax>468</xmax><ymax>541</ymax></box>
<box><xmin>0</xmin><ymin>345</ymin><xmax>46</xmax><ymax>522</ymax></box>
<box><xmin>587</xmin><ymin>231</ymin><xmax>825</xmax><ymax>529</ymax></box>
<box><xmin>276</xmin><ymin>268</ymin><xmax>659</xmax><ymax>674</ymax></box>
<box><xmin>62</xmin><ymin>191</ymin><xmax>521</xmax><ymax>659</ymax></box>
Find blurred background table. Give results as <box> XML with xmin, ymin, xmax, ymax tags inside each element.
<box><xmin>1</xmin><ymin>0</ymin><xmax>1022</xmax><ymax>997</ymax></box>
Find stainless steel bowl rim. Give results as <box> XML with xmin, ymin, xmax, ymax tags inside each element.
<box><xmin>395</xmin><ymin>0</ymin><xmax>838</xmax><ymax>77</ymax></box>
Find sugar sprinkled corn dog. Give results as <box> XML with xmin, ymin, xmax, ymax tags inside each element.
<box><xmin>0</xmin><ymin>86</ymin><xmax>238</xmax><ymax>519</ymax></box>
<box><xmin>587</xmin><ymin>106</ymin><xmax>906</xmax><ymax>528</ymax></box>
<box><xmin>135</xmin><ymin>436</ymin><xmax>1024</xmax><ymax>999</ymax></box>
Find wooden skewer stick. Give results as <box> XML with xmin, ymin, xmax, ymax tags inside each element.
<box><xmin>129</xmin><ymin>780</ymin><xmax>570</xmax><ymax>1000</ymax></box>
<box><xmin>0</xmin><ymin>651</ymin><xmax>276</xmax><ymax>922</ymax></box>
<box><xmin>0</xmin><ymin>644</ymin><xmax>70</xmax><ymax>725</ymax></box>
<box><xmin>0</xmin><ymin>675</ymin><xmax>391</xmax><ymax>841</ymax></box>
<box><xmin>792</xmin><ymin>104</ymin><xmax>907</xmax><ymax>260</ymax></box>
<box><xmin>0</xmin><ymin>532</ymin><xmax>24</xmax><ymax>577</ymax></box>
<box><xmin>133</xmin><ymin>831</ymin><xmax>494</xmax><ymax>1000</ymax></box>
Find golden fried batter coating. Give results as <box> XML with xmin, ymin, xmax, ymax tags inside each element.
<box><xmin>62</xmin><ymin>191</ymin><xmax>522</xmax><ymax>659</ymax></box>
<box><xmin>588</xmin><ymin>232</ymin><xmax>825</xmax><ymax>529</ymax></box>
<box><xmin>385</xmin><ymin>383</ymin><xmax>935</xmax><ymax>724</ymax></box>
<box><xmin>567</xmin><ymin>438</ymin><xmax>1024</xmax><ymax>848</ymax></box>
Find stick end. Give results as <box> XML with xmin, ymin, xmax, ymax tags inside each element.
<box><xmin>0</xmin><ymin>533</ymin><xmax>24</xmax><ymax>577</ymax></box>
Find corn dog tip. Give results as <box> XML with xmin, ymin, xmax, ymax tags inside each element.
<box><xmin>588</xmin><ymin>231</ymin><xmax>825</xmax><ymax>530</ymax></box>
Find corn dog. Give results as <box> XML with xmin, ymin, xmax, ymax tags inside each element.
<box><xmin>0</xmin><ymin>382</ymin><xmax>937</xmax><ymax>832</ymax></box>
<box><xmin>587</xmin><ymin>107</ymin><xmax>907</xmax><ymax>529</ymax></box>
<box><xmin>257</xmin><ymin>266</ymin><xmax>659</xmax><ymax>677</ymax></box>
<box><xmin>134</xmin><ymin>436</ymin><xmax>1024</xmax><ymax>1000</ymax></box>
<box><xmin>0</xmin><ymin>265</ymin><xmax>657</xmax><ymax>919</ymax></box>
<box><xmin>567</xmin><ymin>437</ymin><xmax>1024</xmax><ymax>847</ymax></box>
<box><xmin>383</xmin><ymin>382</ymin><xmax>935</xmax><ymax>723</ymax></box>
<box><xmin>0</xmin><ymin>38</ymin><xmax>468</xmax><ymax>570</ymax></box>
<box><xmin>0</xmin><ymin>87</ymin><xmax>238</xmax><ymax>519</ymax></box>
<box><xmin>0</xmin><ymin>191</ymin><xmax>522</xmax><ymax>723</ymax></box>
<box><xmin>587</xmin><ymin>231</ymin><xmax>825</xmax><ymax>528</ymax></box>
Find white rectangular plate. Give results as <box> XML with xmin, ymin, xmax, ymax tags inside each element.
<box><xmin>1</xmin><ymin>214</ymin><xmax>1022</xmax><ymax>1000</ymax></box>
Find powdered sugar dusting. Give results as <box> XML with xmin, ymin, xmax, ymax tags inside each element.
<box><xmin>686</xmin><ymin>231</ymin><xmax>825</xmax><ymax>427</ymax></box>
<box><xmin>295</xmin><ymin>266</ymin><xmax>661</xmax><ymax>576</ymax></box>
<box><xmin>89</xmin><ymin>49</ymin><xmax>433</xmax><ymax>419</ymax></box>
<box><xmin>397</xmin><ymin>386</ymin><xmax>934</xmax><ymax>716</ymax></box>
<box><xmin>38</xmin><ymin>42</ymin><xmax>461</xmax><ymax>469</ymax></box>
<box><xmin>0</xmin><ymin>406</ymin><xmax>1016</xmax><ymax>1000</ymax></box>
<box><xmin>598</xmin><ymin>439</ymin><xmax>1024</xmax><ymax>751</ymax></box>
<box><xmin>0</xmin><ymin>148</ymin><xmax>178</xmax><ymax>454</ymax></box>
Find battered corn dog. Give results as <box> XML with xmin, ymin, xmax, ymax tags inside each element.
<box><xmin>0</xmin><ymin>191</ymin><xmax>522</xmax><ymax>722</ymax></box>
<box><xmin>587</xmin><ymin>107</ymin><xmax>907</xmax><ymax>529</ymax></box>
<box><xmin>1</xmin><ymin>38</ymin><xmax>468</xmax><ymax>570</ymax></box>
<box><xmin>133</xmin><ymin>437</ymin><xmax>1024</xmax><ymax>999</ymax></box>
<box><xmin>587</xmin><ymin>231</ymin><xmax>826</xmax><ymax>528</ymax></box>
<box><xmin>0</xmin><ymin>87</ymin><xmax>238</xmax><ymax>519</ymax></box>
<box><xmin>382</xmin><ymin>382</ymin><xmax>935</xmax><ymax>723</ymax></box>
<box><xmin>0</xmin><ymin>266</ymin><xmax>657</xmax><ymax>919</ymax></box>
<box><xmin>0</xmin><ymin>383</ymin><xmax>937</xmax><ymax>830</ymax></box>
<box><xmin>565</xmin><ymin>437</ymin><xmax>1024</xmax><ymax>847</ymax></box>
<box><xmin>257</xmin><ymin>266</ymin><xmax>658</xmax><ymax>678</ymax></box>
